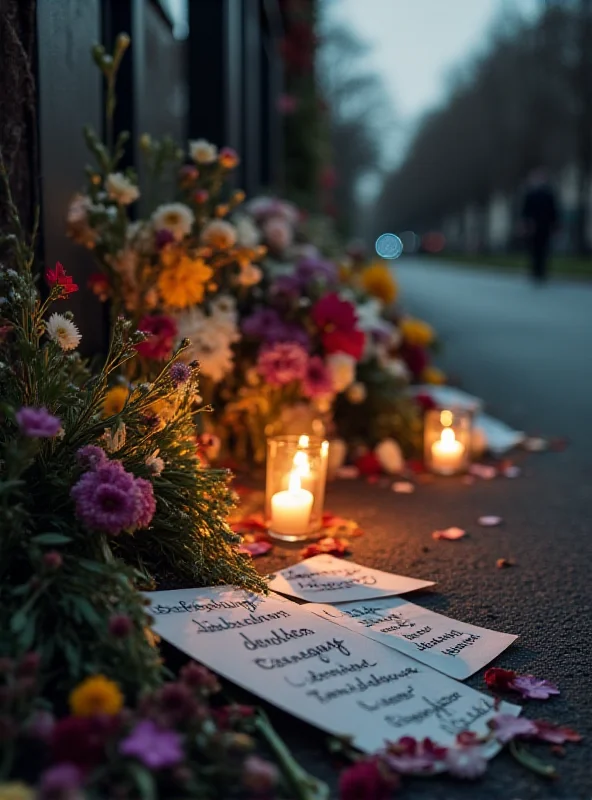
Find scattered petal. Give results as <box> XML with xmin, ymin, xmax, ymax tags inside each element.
<box><xmin>534</xmin><ymin>720</ymin><xmax>582</xmax><ymax>744</ymax></box>
<box><xmin>300</xmin><ymin>536</ymin><xmax>350</xmax><ymax>560</ymax></box>
<box><xmin>489</xmin><ymin>714</ymin><xmax>538</xmax><ymax>744</ymax></box>
<box><xmin>496</xmin><ymin>558</ymin><xmax>514</xmax><ymax>568</ymax></box>
<box><xmin>444</xmin><ymin>745</ymin><xmax>488</xmax><ymax>779</ymax></box>
<box><xmin>524</xmin><ymin>437</ymin><xmax>548</xmax><ymax>452</ymax></box>
<box><xmin>478</xmin><ymin>515</ymin><xmax>503</xmax><ymax>527</ymax></box>
<box><xmin>239</xmin><ymin>540</ymin><xmax>273</xmax><ymax>557</ymax></box>
<box><xmin>392</xmin><ymin>481</ymin><xmax>415</xmax><ymax>494</ymax></box>
<box><xmin>510</xmin><ymin>676</ymin><xmax>560</xmax><ymax>700</ymax></box>
<box><xmin>470</xmin><ymin>464</ymin><xmax>498</xmax><ymax>480</ymax></box>
<box><xmin>336</xmin><ymin>466</ymin><xmax>360</xmax><ymax>479</ymax></box>
<box><xmin>384</xmin><ymin>736</ymin><xmax>447</xmax><ymax>774</ymax></box>
<box><xmin>484</xmin><ymin>667</ymin><xmax>517</xmax><ymax>692</ymax></box>
<box><xmin>433</xmin><ymin>527</ymin><xmax>466</xmax><ymax>541</ymax></box>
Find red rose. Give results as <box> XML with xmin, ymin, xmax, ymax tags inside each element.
<box><xmin>323</xmin><ymin>328</ymin><xmax>365</xmax><ymax>361</ymax></box>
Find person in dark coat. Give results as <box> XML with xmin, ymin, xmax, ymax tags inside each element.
<box><xmin>521</xmin><ymin>168</ymin><xmax>559</xmax><ymax>282</ymax></box>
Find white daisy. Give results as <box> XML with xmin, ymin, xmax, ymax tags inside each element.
<box><xmin>46</xmin><ymin>313</ymin><xmax>81</xmax><ymax>351</ymax></box>
<box><xmin>234</xmin><ymin>215</ymin><xmax>260</xmax><ymax>248</ymax></box>
<box><xmin>201</xmin><ymin>219</ymin><xmax>237</xmax><ymax>249</ymax></box>
<box><xmin>189</xmin><ymin>138</ymin><xmax>218</xmax><ymax>164</ymax></box>
<box><xmin>176</xmin><ymin>309</ymin><xmax>236</xmax><ymax>384</ymax></box>
<box><xmin>105</xmin><ymin>172</ymin><xmax>140</xmax><ymax>205</ymax></box>
<box><xmin>151</xmin><ymin>202</ymin><xmax>195</xmax><ymax>242</ymax></box>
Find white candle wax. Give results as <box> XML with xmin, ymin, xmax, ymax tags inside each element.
<box><xmin>431</xmin><ymin>428</ymin><xmax>465</xmax><ymax>473</ymax></box>
<box><xmin>270</xmin><ymin>472</ymin><xmax>313</xmax><ymax>536</ymax></box>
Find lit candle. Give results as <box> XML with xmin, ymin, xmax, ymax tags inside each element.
<box><xmin>270</xmin><ymin>471</ymin><xmax>314</xmax><ymax>536</ymax></box>
<box><xmin>431</xmin><ymin>427</ymin><xmax>465</xmax><ymax>474</ymax></box>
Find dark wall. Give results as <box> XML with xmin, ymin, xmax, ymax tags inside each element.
<box><xmin>37</xmin><ymin>0</ymin><xmax>104</xmax><ymax>354</ymax></box>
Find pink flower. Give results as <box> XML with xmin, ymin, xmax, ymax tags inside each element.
<box><xmin>45</xmin><ymin>261</ymin><xmax>78</xmax><ymax>297</ymax></box>
<box><xmin>384</xmin><ymin>736</ymin><xmax>447</xmax><ymax>774</ymax></box>
<box><xmin>323</xmin><ymin>328</ymin><xmax>365</xmax><ymax>360</ymax></box>
<box><xmin>76</xmin><ymin>445</ymin><xmax>108</xmax><ymax>470</ymax></box>
<box><xmin>119</xmin><ymin>719</ymin><xmax>183</xmax><ymax>769</ymax></box>
<box><xmin>444</xmin><ymin>745</ymin><xmax>487</xmax><ymax>780</ymax></box>
<box><xmin>38</xmin><ymin>762</ymin><xmax>82</xmax><ymax>800</ymax></box>
<box><xmin>533</xmin><ymin>720</ymin><xmax>582</xmax><ymax>744</ymax></box>
<box><xmin>262</xmin><ymin>215</ymin><xmax>293</xmax><ymax>252</ymax></box>
<box><xmin>169</xmin><ymin>362</ymin><xmax>191</xmax><ymax>387</ymax></box>
<box><xmin>16</xmin><ymin>406</ymin><xmax>61</xmax><ymax>438</ymax></box>
<box><xmin>108</xmin><ymin>614</ymin><xmax>133</xmax><ymax>639</ymax></box>
<box><xmin>312</xmin><ymin>293</ymin><xmax>365</xmax><ymax>359</ymax></box>
<box><xmin>180</xmin><ymin>662</ymin><xmax>220</xmax><ymax>693</ymax></box>
<box><xmin>510</xmin><ymin>675</ymin><xmax>560</xmax><ymax>700</ymax></box>
<box><xmin>135</xmin><ymin>315</ymin><xmax>177</xmax><ymax>361</ymax></box>
<box><xmin>303</xmin><ymin>356</ymin><xmax>333</xmax><ymax>398</ymax></box>
<box><xmin>339</xmin><ymin>758</ymin><xmax>399</xmax><ymax>800</ymax></box>
<box><xmin>242</xmin><ymin>755</ymin><xmax>279</xmax><ymax>793</ymax></box>
<box><xmin>489</xmin><ymin>714</ymin><xmax>538</xmax><ymax>743</ymax></box>
<box><xmin>256</xmin><ymin>341</ymin><xmax>308</xmax><ymax>386</ymax></box>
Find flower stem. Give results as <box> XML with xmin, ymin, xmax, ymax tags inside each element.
<box><xmin>509</xmin><ymin>740</ymin><xmax>558</xmax><ymax>779</ymax></box>
<box><xmin>254</xmin><ymin>709</ymin><xmax>330</xmax><ymax>800</ymax></box>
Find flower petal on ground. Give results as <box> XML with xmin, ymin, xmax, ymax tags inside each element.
<box><xmin>478</xmin><ymin>515</ymin><xmax>503</xmax><ymax>527</ymax></box>
<box><xmin>432</xmin><ymin>527</ymin><xmax>466</xmax><ymax>540</ymax></box>
<box><xmin>510</xmin><ymin>676</ymin><xmax>560</xmax><ymax>700</ymax></box>
<box><xmin>392</xmin><ymin>481</ymin><xmax>415</xmax><ymax>494</ymax></box>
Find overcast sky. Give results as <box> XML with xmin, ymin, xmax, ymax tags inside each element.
<box><xmin>321</xmin><ymin>0</ymin><xmax>539</xmax><ymax>161</ymax></box>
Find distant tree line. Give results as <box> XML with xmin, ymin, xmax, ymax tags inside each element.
<box><xmin>373</xmin><ymin>0</ymin><xmax>592</xmax><ymax>254</ymax></box>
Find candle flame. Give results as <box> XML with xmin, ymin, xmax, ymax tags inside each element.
<box><xmin>441</xmin><ymin>427</ymin><xmax>456</xmax><ymax>444</ymax></box>
<box><xmin>440</xmin><ymin>410</ymin><xmax>453</xmax><ymax>427</ymax></box>
<box><xmin>288</xmin><ymin>471</ymin><xmax>302</xmax><ymax>493</ymax></box>
<box><xmin>298</xmin><ymin>434</ymin><xmax>309</xmax><ymax>447</ymax></box>
<box><xmin>321</xmin><ymin>440</ymin><xmax>329</xmax><ymax>456</ymax></box>
<box><xmin>293</xmin><ymin>449</ymin><xmax>310</xmax><ymax>476</ymax></box>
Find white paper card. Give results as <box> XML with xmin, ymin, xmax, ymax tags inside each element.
<box><xmin>146</xmin><ymin>587</ymin><xmax>519</xmax><ymax>755</ymax></box>
<box><xmin>410</xmin><ymin>385</ymin><xmax>483</xmax><ymax>413</ymax></box>
<box><xmin>267</xmin><ymin>554</ymin><xmax>435</xmax><ymax>604</ymax></box>
<box><xmin>475</xmin><ymin>413</ymin><xmax>525</xmax><ymax>454</ymax></box>
<box><xmin>307</xmin><ymin>597</ymin><xmax>518</xmax><ymax>680</ymax></box>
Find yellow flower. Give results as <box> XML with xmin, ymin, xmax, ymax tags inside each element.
<box><xmin>69</xmin><ymin>674</ymin><xmax>124</xmax><ymax>717</ymax></box>
<box><xmin>361</xmin><ymin>262</ymin><xmax>398</xmax><ymax>305</ymax></box>
<box><xmin>0</xmin><ymin>783</ymin><xmax>35</xmax><ymax>800</ymax></box>
<box><xmin>421</xmin><ymin>366</ymin><xmax>446</xmax><ymax>385</ymax></box>
<box><xmin>400</xmin><ymin>317</ymin><xmax>435</xmax><ymax>347</ymax></box>
<box><xmin>103</xmin><ymin>386</ymin><xmax>129</xmax><ymax>418</ymax></box>
<box><xmin>158</xmin><ymin>247</ymin><xmax>213</xmax><ymax>308</ymax></box>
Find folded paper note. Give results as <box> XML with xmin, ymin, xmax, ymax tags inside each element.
<box><xmin>308</xmin><ymin>597</ymin><xmax>518</xmax><ymax>680</ymax></box>
<box><xmin>267</xmin><ymin>554</ymin><xmax>435</xmax><ymax>604</ymax></box>
<box><xmin>145</xmin><ymin>587</ymin><xmax>519</xmax><ymax>754</ymax></box>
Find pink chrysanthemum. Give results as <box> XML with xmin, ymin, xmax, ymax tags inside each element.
<box><xmin>16</xmin><ymin>407</ymin><xmax>61</xmax><ymax>438</ymax></box>
<box><xmin>256</xmin><ymin>341</ymin><xmax>308</xmax><ymax>386</ymax></box>
<box><xmin>302</xmin><ymin>356</ymin><xmax>333</xmax><ymax>398</ymax></box>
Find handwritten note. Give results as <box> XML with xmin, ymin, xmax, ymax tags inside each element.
<box><xmin>267</xmin><ymin>554</ymin><xmax>435</xmax><ymax>604</ymax></box>
<box><xmin>146</xmin><ymin>587</ymin><xmax>519</xmax><ymax>754</ymax></box>
<box><xmin>308</xmin><ymin>597</ymin><xmax>517</xmax><ymax>680</ymax></box>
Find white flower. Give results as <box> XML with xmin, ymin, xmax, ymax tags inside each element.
<box><xmin>152</xmin><ymin>203</ymin><xmax>195</xmax><ymax>242</ymax></box>
<box><xmin>146</xmin><ymin>451</ymin><xmax>165</xmax><ymax>475</ymax></box>
<box><xmin>346</xmin><ymin>382</ymin><xmax>367</xmax><ymax>404</ymax></box>
<box><xmin>102</xmin><ymin>422</ymin><xmax>126</xmax><ymax>453</ymax></box>
<box><xmin>237</xmin><ymin>262</ymin><xmax>262</xmax><ymax>287</ymax></box>
<box><xmin>105</xmin><ymin>172</ymin><xmax>140</xmax><ymax>205</ymax></box>
<box><xmin>46</xmin><ymin>313</ymin><xmax>81</xmax><ymax>351</ymax></box>
<box><xmin>375</xmin><ymin>438</ymin><xmax>405</xmax><ymax>474</ymax></box>
<box><xmin>201</xmin><ymin>219</ymin><xmax>237</xmax><ymax>249</ymax></box>
<box><xmin>189</xmin><ymin>138</ymin><xmax>218</xmax><ymax>164</ymax></box>
<box><xmin>382</xmin><ymin>358</ymin><xmax>411</xmax><ymax>383</ymax></box>
<box><xmin>210</xmin><ymin>294</ymin><xmax>236</xmax><ymax>319</ymax></box>
<box><xmin>326</xmin><ymin>353</ymin><xmax>356</xmax><ymax>393</ymax></box>
<box><xmin>176</xmin><ymin>309</ymin><xmax>236</xmax><ymax>383</ymax></box>
<box><xmin>262</xmin><ymin>216</ymin><xmax>293</xmax><ymax>252</ymax></box>
<box><xmin>233</xmin><ymin>215</ymin><xmax>260</xmax><ymax>248</ymax></box>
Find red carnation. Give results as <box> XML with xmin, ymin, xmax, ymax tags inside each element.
<box><xmin>312</xmin><ymin>293</ymin><xmax>365</xmax><ymax>360</ymax></box>
<box><xmin>323</xmin><ymin>328</ymin><xmax>365</xmax><ymax>360</ymax></box>
<box><xmin>339</xmin><ymin>758</ymin><xmax>399</xmax><ymax>800</ymax></box>
<box><xmin>51</xmin><ymin>715</ymin><xmax>119</xmax><ymax>772</ymax></box>
<box><xmin>45</xmin><ymin>261</ymin><xmax>78</xmax><ymax>298</ymax></box>
<box><xmin>484</xmin><ymin>667</ymin><xmax>517</xmax><ymax>692</ymax></box>
<box><xmin>135</xmin><ymin>315</ymin><xmax>177</xmax><ymax>361</ymax></box>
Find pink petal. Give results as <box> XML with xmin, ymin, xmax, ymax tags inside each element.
<box><xmin>239</xmin><ymin>541</ymin><xmax>273</xmax><ymax>557</ymax></box>
<box><xmin>470</xmin><ymin>464</ymin><xmax>498</xmax><ymax>480</ymax></box>
<box><xmin>392</xmin><ymin>481</ymin><xmax>415</xmax><ymax>494</ymax></box>
<box><xmin>433</xmin><ymin>527</ymin><xmax>467</xmax><ymax>540</ymax></box>
<box><xmin>478</xmin><ymin>515</ymin><xmax>503</xmax><ymax>527</ymax></box>
<box><xmin>336</xmin><ymin>466</ymin><xmax>360</xmax><ymax>479</ymax></box>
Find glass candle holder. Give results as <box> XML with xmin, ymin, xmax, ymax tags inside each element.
<box><xmin>424</xmin><ymin>408</ymin><xmax>472</xmax><ymax>475</ymax></box>
<box><xmin>265</xmin><ymin>435</ymin><xmax>329</xmax><ymax>541</ymax></box>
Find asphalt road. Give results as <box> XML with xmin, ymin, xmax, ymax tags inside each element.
<box><xmin>254</xmin><ymin>259</ymin><xmax>592</xmax><ymax>799</ymax></box>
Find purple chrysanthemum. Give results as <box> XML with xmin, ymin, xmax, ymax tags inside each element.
<box><xmin>256</xmin><ymin>341</ymin><xmax>308</xmax><ymax>386</ymax></box>
<box><xmin>119</xmin><ymin>719</ymin><xmax>183</xmax><ymax>769</ymax></box>
<box><xmin>242</xmin><ymin>308</ymin><xmax>310</xmax><ymax>348</ymax></box>
<box><xmin>303</xmin><ymin>356</ymin><xmax>333</xmax><ymax>398</ymax></box>
<box><xmin>270</xmin><ymin>274</ymin><xmax>301</xmax><ymax>300</ymax></box>
<box><xmin>71</xmin><ymin>461</ymin><xmax>155</xmax><ymax>535</ymax></box>
<box><xmin>169</xmin><ymin>362</ymin><xmax>191</xmax><ymax>387</ymax></box>
<box><xmin>76</xmin><ymin>445</ymin><xmax>108</xmax><ymax>470</ymax></box>
<box><xmin>134</xmin><ymin>477</ymin><xmax>156</xmax><ymax>528</ymax></box>
<box><xmin>295</xmin><ymin>256</ymin><xmax>338</xmax><ymax>288</ymax></box>
<box><xmin>39</xmin><ymin>762</ymin><xmax>82</xmax><ymax>799</ymax></box>
<box><xmin>16</xmin><ymin>406</ymin><xmax>61</xmax><ymax>438</ymax></box>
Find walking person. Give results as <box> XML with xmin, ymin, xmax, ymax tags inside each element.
<box><xmin>521</xmin><ymin>167</ymin><xmax>559</xmax><ymax>283</ymax></box>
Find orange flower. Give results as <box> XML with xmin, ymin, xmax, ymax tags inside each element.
<box><xmin>158</xmin><ymin>246</ymin><xmax>213</xmax><ymax>308</ymax></box>
<box><xmin>361</xmin><ymin>262</ymin><xmax>398</xmax><ymax>305</ymax></box>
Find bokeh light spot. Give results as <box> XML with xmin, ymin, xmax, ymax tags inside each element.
<box><xmin>375</xmin><ymin>233</ymin><xmax>404</xmax><ymax>259</ymax></box>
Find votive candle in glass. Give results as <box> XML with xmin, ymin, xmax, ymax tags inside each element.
<box><xmin>424</xmin><ymin>408</ymin><xmax>472</xmax><ymax>475</ymax></box>
<box><xmin>265</xmin><ymin>434</ymin><xmax>329</xmax><ymax>541</ymax></box>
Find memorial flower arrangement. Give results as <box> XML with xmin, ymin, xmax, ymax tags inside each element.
<box><xmin>68</xmin><ymin>35</ymin><xmax>265</xmax><ymax>382</ymax></box>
